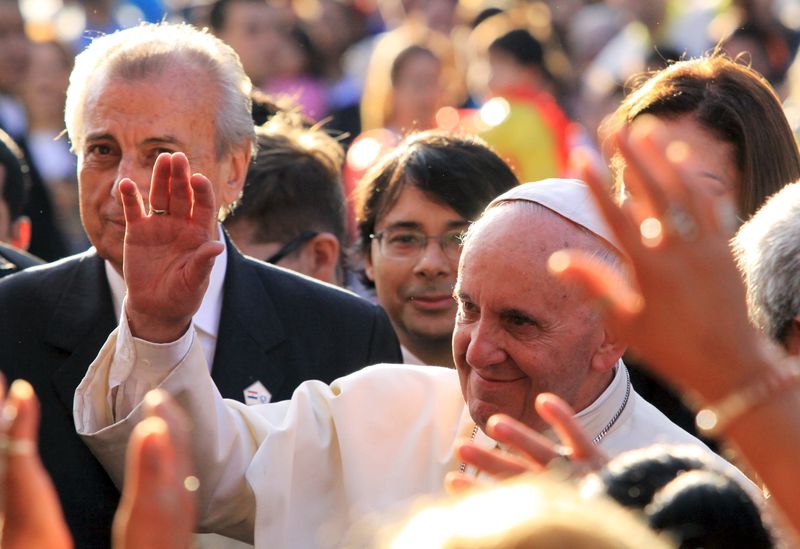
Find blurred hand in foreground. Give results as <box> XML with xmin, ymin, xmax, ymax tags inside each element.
<box><xmin>554</xmin><ymin>117</ymin><xmax>769</xmax><ymax>403</ymax></box>
<box><xmin>0</xmin><ymin>377</ymin><xmax>196</xmax><ymax>549</ymax></box>
<box><xmin>113</xmin><ymin>389</ymin><xmax>197</xmax><ymax>549</ymax></box>
<box><xmin>0</xmin><ymin>376</ymin><xmax>73</xmax><ymax>549</ymax></box>
<box><xmin>446</xmin><ymin>393</ymin><xmax>608</xmax><ymax>493</ymax></box>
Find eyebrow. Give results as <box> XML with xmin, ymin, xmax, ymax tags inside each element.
<box><xmin>500</xmin><ymin>308</ymin><xmax>536</xmax><ymax>321</ymax></box>
<box><xmin>83</xmin><ymin>133</ymin><xmax>184</xmax><ymax>148</ymax></box>
<box><xmin>84</xmin><ymin>133</ymin><xmax>116</xmax><ymax>143</ymax></box>
<box><xmin>143</xmin><ymin>135</ymin><xmax>183</xmax><ymax>148</ymax></box>
<box><xmin>698</xmin><ymin>170</ymin><xmax>729</xmax><ymax>185</ymax></box>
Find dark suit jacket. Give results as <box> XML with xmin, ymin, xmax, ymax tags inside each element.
<box><xmin>0</xmin><ymin>239</ymin><xmax>401</xmax><ymax>548</ymax></box>
<box><xmin>0</xmin><ymin>242</ymin><xmax>43</xmax><ymax>278</ymax></box>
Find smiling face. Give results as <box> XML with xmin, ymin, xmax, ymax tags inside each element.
<box><xmin>77</xmin><ymin>65</ymin><xmax>247</xmax><ymax>271</ymax></box>
<box><xmin>453</xmin><ymin>204</ymin><xmax>620</xmax><ymax>431</ymax></box>
<box><xmin>366</xmin><ymin>184</ymin><xmax>469</xmax><ymax>354</ymax></box>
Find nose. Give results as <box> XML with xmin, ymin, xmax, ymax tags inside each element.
<box><xmin>463</xmin><ymin>317</ymin><xmax>506</xmax><ymax>370</ymax></box>
<box><xmin>413</xmin><ymin>237</ymin><xmax>454</xmax><ymax>280</ymax></box>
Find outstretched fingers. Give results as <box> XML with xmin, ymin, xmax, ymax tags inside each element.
<box><xmin>485</xmin><ymin>414</ymin><xmax>561</xmax><ymax>466</ymax></box>
<box><xmin>189</xmin><ymin>173</ymin><xmax>218</xmax><ymax>232</ymax></box>
<box><xmin>114</xmin><ymin>390</ymin><xmax>196</xmax><ymax>549</ymax></box>
<box><xmin>535</xmin><ymin>393</ymin><xmax>608</xmax><ymax>469</ymax></box>
<box><xmin>572</xmin><ymin>149</ymin><xmax>643</xmax><ymax>256</ymax></box>
<box><xmin>2</xmin><ymin>380</ymin><xmax>73</xmax><ymax>549</ymax></box>
<box><xmin>167</xmin><ymin>153</ymin><xmax>192</xmax><ymax>219</ymax></box>
<box><xmin>120</xmin><ymin>179</ymin><xmax>146</xmax><ymax>225</ymax></box>
<box><xmin>548</xmin><ymin>250</ymin><xmax>643</xmax><ymax>327</ymax></box>
<box><xmin>455</xmin><ymin>440</ymin><xmax>540</xmax><ymax>479</ymax></box>
<box><xmin>185</xmin><ymin>241</ymin><xmax>224</xmax><ymax>291</ymax></box>
<box><xmin>443</xmin><ymin>471</ymin><xmax>481</xmax><ymax>495</ymax></box>
<box><xmin>148</xmin><ymin>153</ymin><xmax>172</xmax><ymax>215</ymax></box>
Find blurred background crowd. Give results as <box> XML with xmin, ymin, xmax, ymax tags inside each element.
<box><xmin>3</xmin><ymin>2</ymin><xmax>800</xmax><ymax>548</ymax></box>
<box><xmin>2</xmin><ymin>0</ymin><xmax>799</xmax><ymax>263</ymax></box>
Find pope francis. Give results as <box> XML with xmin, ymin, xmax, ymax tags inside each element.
<box><xmin>74</xmin><ymin>153</ymin><xmax>747</xmax><ymax>548</ymax></box>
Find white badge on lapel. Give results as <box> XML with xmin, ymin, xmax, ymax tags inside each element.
<box><xmin>244</xmin><ymin>381</ymin><xmax>271</xmax><ymax>405</ymax></box>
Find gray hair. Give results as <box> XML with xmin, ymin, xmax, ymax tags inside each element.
<box><xmin>65</xmin><ymin>22</ymin><xmax>255</xmax><ymax>158</ymax></box>
<box><xmin>732</xmin><ymin>182</ymin><xmax>800</xmax><ymax>343</ymax></box>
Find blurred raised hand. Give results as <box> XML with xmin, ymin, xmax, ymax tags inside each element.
<box><xmin>113</xmin><ymin>390</ymin><xmax>196</xmax><ymax>549</ymax></box>
<box><xmin>549</xmin><ymin>116</ymin><xmax>800</xmax><ymax>538</ymax></box>
<box><xmin>121</xmin><ymin>152</ymin><xmax>224</xmax><ymax>342</ymax></box>
<box><xmin>554</xmin><ymin>117</ymin><xmax>770</xmax><ymax>404</ymax></box>
<box><xmin>0</xmin><ymin>377</ymin><xmax>73</xmax><ymax>549</ymax></box>
<box><xmin>0</xmin><ymin>377</ymin><xmax>196</xmax><ymax>549</ymax></box>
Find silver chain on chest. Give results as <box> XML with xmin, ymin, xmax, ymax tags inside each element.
<box><xmin>458</xmin><ymin>367</ymin><xmax>631</xmax><ymax>473</ymax></box>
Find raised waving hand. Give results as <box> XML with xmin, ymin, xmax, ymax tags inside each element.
<box><xmin>121</xmin><ymin>152</ymin><xmax>223</xmax><ymax>342</ymax></box>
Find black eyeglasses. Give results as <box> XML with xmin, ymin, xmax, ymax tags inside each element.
<box><xmin>266</xmin><ymin>231</ymin><xmax>319</xmax><ymax>264</ymax></box>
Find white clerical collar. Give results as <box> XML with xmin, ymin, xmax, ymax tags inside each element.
<box><xmin>573</xmin><ymin>360</ymin><xmax>631</xmax><ymax>442</ymax></box>
<box><xmin>104</xmin><ymin>224</ymin><xmax>228</xmax><ymax>339</ymax></box>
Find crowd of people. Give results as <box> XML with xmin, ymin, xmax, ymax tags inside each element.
<box><xmin>1</xmin><ymin>0</ymin><xmax>800</xmax><ymax>548</ymax></box>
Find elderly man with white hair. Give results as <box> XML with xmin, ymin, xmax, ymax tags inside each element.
<box><xmin>75</xmin><ymin>169</ymin><xmax>748</xmax><ymax>547</ymax></box>
<box><xmin>733</xmin><ymin>181</ymin><xmax>800</xmax><ymax>355</ymax></box>
<box><xmin>0</xmin><ymin>22</ymin><xmax>401</xmax><ymax>548</ymax></box>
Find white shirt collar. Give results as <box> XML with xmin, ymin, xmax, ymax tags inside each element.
<box><xmin>104</xmin><ymin>224</ymin><xmax>228</xmax><ymax>339</ymax></box>
<box><xmin>401</xmin><ymin>345</ymin><xmax>426</xmax><ymax>365</ymax></box>
<box><xmin>573</xmin><ymin>360</ymin><xmax>629</xmax><ymax>439</ymax></box>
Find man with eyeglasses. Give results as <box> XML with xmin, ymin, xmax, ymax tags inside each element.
<box><xmin>225</xmin><ymin>115</ymin><xmax>348</xmax><ymax>286</ymax></box>
<box><xmin>356</xmin><ymin>131</ymin><xmax>519</xmax><ymax>367</ymax></box>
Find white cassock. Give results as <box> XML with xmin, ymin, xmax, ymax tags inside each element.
<box><xmin>75</xmin><ymin>317</ymin><xmax>752</xmax><ymax>548</ymax></box>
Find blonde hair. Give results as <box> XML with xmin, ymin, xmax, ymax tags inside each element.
<box><xmin>366</xmin><ymin>475</ymin><xmax>673</xmax><ymax>549</ymax></box>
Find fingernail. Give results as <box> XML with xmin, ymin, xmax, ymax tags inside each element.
<box><xmin>136</xmin><ymin>416</ymin><xmax>168</xmax><ymax>472</ymax></box>
<box><xmin>3</xmin><ymin>380</ymin><xmax>33</xmax><ymax>423</ymax></box>
<box><xmin>665</xmin><ymin>140</ymin><xmax>690</xmax><ymax>164</ymax></box>
<box><xmin>629</xmin><ymin>114</ymin><xmax>658</xmax><ymax>141</ymax></box>
<box><xmin>143</xmin><ymin>389</ymin><xmax>168</xmax><ymax>414</ymax></box>
<box><xmin>535</xmin><ymin>393</ymin><xmax>556</xmax><ymax>409</ymax></box>
<box><xmin>9</xmin><ymin>379</ymin><xmax>33</xmax><ymax>400</ymax></box>
<box><xmin>547</xmin><ymin>250</ymin><xmax>571</xmax><ymax>274</ymax></box>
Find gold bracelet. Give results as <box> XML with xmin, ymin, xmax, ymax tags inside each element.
<box><xmin>696</xmin><ymin>359</ymin><xmax>800</xmax><ymax>437</ymax></box>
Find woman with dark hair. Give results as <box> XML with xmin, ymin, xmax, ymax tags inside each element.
<box><xmin>602</xmin><ymin>54</ymin><xmax>800</xmax><ymax>440</ymax></box>
<box><xmin>605</xmin><ymin>53</ymin><xmax>800</xmax><ymax>221</ymax></box>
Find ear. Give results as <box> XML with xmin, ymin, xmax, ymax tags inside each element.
<box><xmin>218</xmin><ymin>144</ymin><xmax>252</xmax><ymax>207</ymax></box>
<box><xmin>590</xmin><ymin>325</ymin><xmax>627</xmax><ymax>373</ymax></box>
<box><xmin>364</xmin><ymin>240</ymin><xmax>376</xmax><ymax>282</ymax></box>
<box><xmin>10</xmin><ymin>216</ymin><xmax>31</xmax><ymax>251</ymax></box>
<box><xmin>304</xmin><ymin>233</ymin><xmax>340</xmax><ymax>285</ymax></box>
<box><xmin>785</xmin><ymin>316</ymin><xmax>800</xmax><ymax>357</ymax></box>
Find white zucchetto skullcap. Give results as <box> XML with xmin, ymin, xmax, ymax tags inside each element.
<box><xmin>487</xmin><ymin>179</ymin><xmax>622</xmax><ymax>253</ymax></box>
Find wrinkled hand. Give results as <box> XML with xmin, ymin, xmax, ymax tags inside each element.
<box><xmin>0</xmin><ymin>376</ymin><xmax>73</xmax><ymax>549</ymax></box>
<box><xmin>445</xmin><ymin>393</ymin><xmax>608</xmax><ymax>493</ymax></box>
<box><xmin>121</xmin><ymin>152</ymin><xmax>224</xmax><ymax>342</ymax></box>
<box><xmin>553</xmin><ymin>117</ymin><xmax>767</xmax><ymax>402</ymax></box>
<box><xmin>113</xmin><ymin>390</ymin><xmax>197</xmax><ymax>549</ymax></box>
